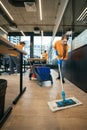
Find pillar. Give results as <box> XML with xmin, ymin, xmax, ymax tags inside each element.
<box><xmin>30</xmin><ymin>33</ymin><xmax>34</xmax><ymax>58</ymax></box>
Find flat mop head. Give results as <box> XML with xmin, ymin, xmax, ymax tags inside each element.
<box><xmin>48</xmin><ymin>97</ymin><xmax>82</xmax><ymax>112</ymax></box>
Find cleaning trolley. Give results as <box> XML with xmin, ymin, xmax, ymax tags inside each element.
<box><xmin>35</xmin><ymin>66</ymin><xmax>53</xmax><ymax>86</ymax></box>
<box><xmin>28</xmin><ymin>58</ymin><xmax>53</xmax><ymax>86</ymax></box>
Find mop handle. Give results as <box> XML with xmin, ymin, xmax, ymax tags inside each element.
<box><xmin>58</xmin><ymin>62</ymin><xmax>64</xmax><ymax>91</ymax></box>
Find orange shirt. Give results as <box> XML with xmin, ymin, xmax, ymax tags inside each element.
<box><xmin>53</xmin><ymin>40</ymin><xmax>69</xmax><ymax>60</ymax></box>
<box><xmin>43</xmin><ymin>52</ymin><xmax>48</xmax><ymax>61</ymax></box>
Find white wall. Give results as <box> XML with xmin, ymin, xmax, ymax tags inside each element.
<box><xmin>72</xmin><ymin>29</ymin><xmax>87</xmax><ymax>50</ymax></box>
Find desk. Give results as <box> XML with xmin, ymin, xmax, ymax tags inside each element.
<box><xmin>0</xmin><ymin>36</ymin><xmax>27</xmax><ymax>127</ymax></box>
<box><xmin>28</xmin><ymin>58</ymin><xmax>46</xmax><ymax>64</ymax></box>
<box><xmin>28</xmin><ymin>58</ymin><xmax>46</xmax><ymax>70</ymax></box>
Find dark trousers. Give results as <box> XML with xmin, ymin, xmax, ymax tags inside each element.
<box><xmin>58</xmin><ymin>60</ymin><xmax>67</xmax><ymax>79</ymax></box>
<box><xmin>9</xmin><ymin>56</ymin><xmax>20</xmax><ymax>74</ymax></box>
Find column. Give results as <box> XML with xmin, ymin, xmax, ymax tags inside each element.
<box><xmin>30</xmin><ymin>33</ymin><xmax>34</xmax><ymax>58</ymax></box>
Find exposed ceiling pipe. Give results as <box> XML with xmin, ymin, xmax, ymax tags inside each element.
<box><xmin>0</xmin><ymin>2</ymin><xmax>17</xmax><ymax>31</ymax></box>
<box><xmin>48</xmin><ymin>0</ymin><xmax>69</xmax><ymax>61</ymax></box>
<box><xmin>51</xmin><ymin>0</ymin><xmax>69</xmax><ymax>43</ymax></box>
<box><xmin>17</xmin><ymin>24</ymin><xmax>55</xmax><ymax>26</ymax></box>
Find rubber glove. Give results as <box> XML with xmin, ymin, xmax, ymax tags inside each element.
<box><xmin>58</xmin><ymin>59</ymin><xmax>62</xmax><ymax>65</ymax></box>
<box><xmin>55</xmin><ymin>51</ymin><xmax>58</xmax><ymax>56</ymax></box>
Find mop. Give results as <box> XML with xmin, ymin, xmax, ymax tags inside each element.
<box><xmin>48</xmin><ymin>60</ymin><xmax>82</xmax><ymax>112</ymax></box>
<box><xmin>57</xmin><ymin>60</ymin><xmax>76</xmax><ymax>107</ymax></box>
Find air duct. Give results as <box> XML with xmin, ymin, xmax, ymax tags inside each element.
<box><xmin>8</xmin><ymin>0</ymin><xmax>36</xmax><ymax>7</ymax></box>
<box><xmin>24</xmin><ymin>2</ymin><xmax>36</xmax><ymax>12</ymax></box>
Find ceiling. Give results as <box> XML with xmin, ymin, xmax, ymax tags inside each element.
<box><xmin>0</xmin><ymin>0</ymin><xmax>87</xmax><ymax>36</ymax></box>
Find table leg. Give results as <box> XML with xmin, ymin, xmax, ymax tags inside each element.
<box><xmin>13</xmin><ymin>53</ymin><xmax>26</xmax><ymax>104</ymax></box>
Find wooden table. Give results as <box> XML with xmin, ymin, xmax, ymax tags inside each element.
<box><xmin>0</xmin><ymin>36</ymin><xmax>27</xmax><ymax>127</ymax></box>
<box><xmin>28</xmin><ymin>58</ymin><xmax>46</xmax><ymax>64</ymax></box>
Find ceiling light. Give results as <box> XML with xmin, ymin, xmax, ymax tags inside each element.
<box><xmin>0</xmin><ymin>1</ymin><xmax>14</xmax><ymax>21</ymax></box>
<box><xmin>41</xmin><ymin>30</ymin><xmax>43</xmax><ymax>36</ymax></box>
<box><xmin>34</xmin><ymin>27</ymin><xmax>40</xmax><ymax>34</ymax></box>
<box><xmin>81</xmin><ymin>13</ymin><xmax>87</xmax><ymax>21</ymax></box>
<box><xmin>20</xmin><ymin>31</ymin><xmax>25</xmax><ymax>36</ymax></box>
<box><xmin>77</xmin><ymin>7</ymin><xmax>87</xmax><ymax>21</ymax></box>
<box><xmin>8</xmin><ymin>26</ymin><xmax>18</xmax><ymax>31</ymax></box>
<box><xmin>66</xmin><ymin>30</ymin><xmax>72</xmax><ymax>36</ymax></box>
<box><xmin>39</xmin><ymin>0</ymin><xmax>42</xmax><ymax>20</ymax></box>
<box><xmin>0</xmin><ymin>27</ymin><xmax>8</xmax><ymax>34</ymax></box>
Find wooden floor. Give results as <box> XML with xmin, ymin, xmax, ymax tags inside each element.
<box><xmin>0</xmin><ymin>69</ymin><xmax>87</xmax><ymax>130</ymax></box>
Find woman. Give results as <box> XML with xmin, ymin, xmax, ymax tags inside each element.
<box><xmin>53</xmin><ymin>35</ymin><xmax>69</xmax><ymax>83</ymax></box>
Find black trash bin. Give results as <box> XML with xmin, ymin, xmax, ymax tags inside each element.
<box><xmin>0</xmin><ymin>79</ymin><xmax>7</xmax><ymax>120</ymax></box>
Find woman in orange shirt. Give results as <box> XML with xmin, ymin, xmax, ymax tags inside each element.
<box><xmin>42</xmin><ymin>50</ymin><xmax>48</xmax><ymax>64</ymax></box>
<box><xmin>53</xmin><ymin>35</ymin><xmax>69</xmax><ymax>83</ymax></box>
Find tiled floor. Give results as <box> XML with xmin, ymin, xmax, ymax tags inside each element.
<box><xmin>0</xmin><ymin>69</ymin><xmax>87</xmax><ymax>130</ymax></box>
